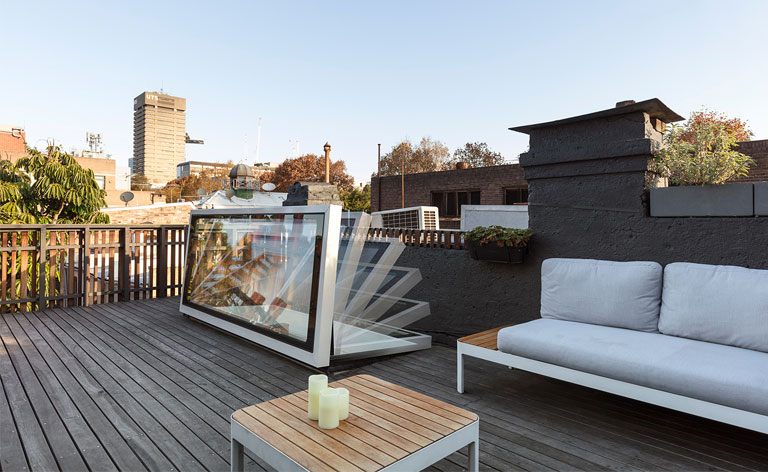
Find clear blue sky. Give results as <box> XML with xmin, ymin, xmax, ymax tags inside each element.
<box><xmin>3</xmin><ymin>1</ymin><xmax>767</xmax><ymax>184</ymax></box>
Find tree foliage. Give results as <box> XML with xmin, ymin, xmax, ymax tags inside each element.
<box><xmin>652</xmin><ymin>110</ymin><xmax>754</xmax><ymax>186</ymax></box>
<box><xmin>260</xmin><ymin>154</ymin><xmax>354</xmax><ymax>192</ymax></box>
<box><xmin>340</xmin><ymin>184</ymin><xmax>371</xmax><ymax>212</ymax></box>
<box><xmin>452</xmin><ymin>142</ymin><xmax>505</xmax><ymax>168</ymax></box>
<box><xmin>161</xmin><ymin>171</ymin><xmax>228</xmax><ymax>202</ymax></box>
<box><xmin>0</xmin><ymin>146</ymin><xmax>108</xmax><ymax>224</ymax></box>
<box><xmin>378</xmin><ymin>137</ymin><xmax>451</xmax><ymax>176</ymax></box>
<box><xmin>679</xmin><ymin>109</ymin><xmax>753</xmax><ymax>144</ymax></box>
<box><xmin>131</xmin><ymin>174</ymin><xmax>151</xmax><ymax>191</ymax></box>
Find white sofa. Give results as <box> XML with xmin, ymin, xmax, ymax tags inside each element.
<box><xmin>456</xmin><ymin>258</ymin><xmax>768</xmax><ymax>434</ymax></box>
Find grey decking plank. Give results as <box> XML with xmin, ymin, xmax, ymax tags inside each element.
<box><xmin>49</xmin><ymin>307</ymin><xmax>229</xmax><ymax>471</ymax></box>
<box><xmin>63</xmin><ymin>305</ymin><xmax>238</xmax><ymax>457</ymax></box>
<box><xmin>420</xmin><ymin>349</ymin><xmax>768</xmax><ymax>468</ymax></box>
<box><xmin>0</xmin><ymin>352</ymin><xmax>30</xmax><ymax>472</ymax></box>
<box><xmin>131</xmin><ymin>298</ymin><xmax>309</xmax><ymax>392</ymax></box>
<box><xmin>3</xmin><ymin>315</ymin><xmax>118</xmax><ymax>472</ymax></box>
<box><xmin>24</xmin><ymin>310</ymin><xmax>174</xmax><ymax>471</ymax></box>
<box><xmin>0</xmin><ymin>316</ymin><xmax>87</xmax><ymax>472</ymax></box>
<box><xmin>66</xmin><ymin>304</ymin><xmax>270</xmax><ymax>471</ymax></box>
<box><xmin>14</xmin><ymin>312</ymin><xmax>148</xmax><ymax>472</ymax></box>
<box><xmin>386</xmin><ymin>351</ymin><xmax>760</xmax><ymax>471</ymax></box>
<box><xmin>41</xmin><ymin>308</ymin><xmax>205</xmax><ymax>472</ymax></box>
<box><xmin>96</xmin><ymin>301</ymin><xmax>287</xmax><ymax>400</ymax></box>
<box><xmin>363</xmin><ymin>360</ymin><xmax>670</xmax><ymax>471</ymax></box>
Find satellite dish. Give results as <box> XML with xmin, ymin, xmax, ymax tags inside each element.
<box><xmin>262</xmin><ymin>182</ymin><xmax>276</xmax><ymax>192</ymax></box>
<box><xmin>196</xmin><ymin>188</ymin><xmax>207</xmax><ymax>196</ymax></box>
<box><xmin>119</xmin><ymin>192</ymin><xmax>135</xmax><ymax>206</ymax></box>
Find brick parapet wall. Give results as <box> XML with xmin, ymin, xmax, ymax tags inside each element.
<box><xmin>370</xmin><ymin>164</ymin><xmax>526</xmax><ymax>212</ymax></box>
<box><xmin>103</xmin><ymin>202</ymin><xmax>194</xmax><ymax>225</ymax></box>
<box><xmin>732</xmin><ymin>139</ymin><xmax>768</xmax><ymax>182</ymax></box>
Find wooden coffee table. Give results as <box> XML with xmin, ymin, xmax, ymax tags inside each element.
<box><xmin>230</xmin><ymin>374</ymin><xmax>479</xmax><ymax>471</ymax></box>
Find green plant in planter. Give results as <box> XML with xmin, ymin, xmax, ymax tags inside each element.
<box><xmin>651</xmin><ymin>110</ymin><xmax>754</xmax><ymax>186</ymax></box>
<box><xmin>465</xmin><ymin>225</ymin><xmax>532</xmax><ymax>248</ymax></box>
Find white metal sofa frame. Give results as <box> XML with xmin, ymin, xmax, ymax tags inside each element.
<box><xmin>456</xmin><ymin>325</ymin><xmax>768</xmax><ymax>435</ymax></box>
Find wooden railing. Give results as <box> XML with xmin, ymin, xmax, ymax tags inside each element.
<box><xmin>347</xmin><ymin>227</ymin><xmax>467</xmax><ymax>250</ymax></box>
<box><xmin>0</xmin><ymin>225</ymin><xmax>187</xmax><ymax>313</ymax></box>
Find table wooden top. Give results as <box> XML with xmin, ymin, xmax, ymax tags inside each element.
<box><xmin>231</xmin><ymin>374</ymin><xmax>478</xmax><ymax>472</ymax></box>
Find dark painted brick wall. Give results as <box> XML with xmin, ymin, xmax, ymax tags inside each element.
<box><xmin>399</xmin><ymin>108</ymin><xmax>768</xmax><ymax>344</ymax></box>
<box><xmin>733</xmin><ymin>139</ymin><xmax>768</xmax><ymax>182</ymax></box>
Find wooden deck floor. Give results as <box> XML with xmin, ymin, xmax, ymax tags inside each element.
<box><xmin>2</xmin><ymin>298</ymin><xmax>768</xmax><ymax>472</ymax></box>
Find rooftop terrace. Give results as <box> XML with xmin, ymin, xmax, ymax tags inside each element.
<box><xmin>2</xmin><ymin>297</ymin><xmax>768</xmax><ymax>471</ymax></box>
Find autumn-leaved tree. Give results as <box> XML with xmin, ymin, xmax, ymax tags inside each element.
<box><xmin>679</xmin><ymin>109</ymin><xmax>753</xmax><ymax>144</ymax></box>
<box><xmin>452</xmin><ymin>142</ymin><xmax>505</xmax><ymax>168</ymax></box>
<box><xmin>378</xmin><ymin>137</ymin><xmax>451</xmax><ymax>176</ymax></box>
<box><xmin>131</xmin><ymin>174</ymin><xmax>152</xmax><ymax>191</ymax></box>
<box><xmin>340</xmin><ymin>184</ymin><xmax>371</xmax><ymax>212</ymax></box>
<box><xmin>0</xmin><ymin>146</ymin><xmax>108</xmax><ymax>224</ymax></box>
<box><xmin>260</xmin><ymin>154</ymin><xmax>354</xmax><ymax>192</ymax></box>
<box><xmin>161</xmin><ymin>170</ymin><xmax>228</xmax><ymax>202</ymax></box>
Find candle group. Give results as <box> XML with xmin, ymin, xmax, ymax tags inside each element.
<box><xmin>307</xmin><ymin>375</ymin><xmax>351</xmax><ymax>429</ymax></box>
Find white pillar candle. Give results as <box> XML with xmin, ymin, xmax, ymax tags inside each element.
<box><xmin>318</xmin><ymin>389</ymin><xmax>340</xmax><ymax>429</ymax></box>
<box><xmin>308</xmin><ymin>374</ymin><xmax>328</xmax><ymax>420</ymax></box>
<box><xmin>337</xmin><ymin>388</ymin><xmax>349</xmax><ymax>421</ymax></box>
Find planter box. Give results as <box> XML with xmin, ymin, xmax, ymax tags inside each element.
<box><xmin>755</xmin><ymin>182</ymin><xmax>768</xmax><ymax>216</ymax></box>
<box><xmin>650</xmin><ymin>183</ymin><xmax>754</xmax><ymax>217</ymax></box>
<box><xmin>467</xmin><ymin>240</ymin><xmax>527</xmax><ymax>264</ymax></box>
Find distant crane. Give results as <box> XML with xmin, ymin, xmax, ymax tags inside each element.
<box><xmin>255</xmin><ymin>117</ymin><xmax>262</xmax><ymax>164</ymax></box>
<box><xmin>185</xmin><ymin>133</ymin><xmax>204</xmax><ymax>145</ymax></box>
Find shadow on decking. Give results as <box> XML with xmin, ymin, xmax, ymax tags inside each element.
<box><xmin>1</xmin><ymin>298</ymin><xmax>768</xmax><ymax>471</ymax></box>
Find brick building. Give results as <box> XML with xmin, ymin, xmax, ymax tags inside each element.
<box><xmin>370</xmin><ymin>163</ymin><xmax>528</xmax><ymax>228</ymax></box>
<box><xmin>0</xmin><ymin>125</ymin><xmax>27</xmax><ymax>161</ymax></box>
<box><xmin>734</xmin><ymin>140</ymin><xmax>768</xmax><ymax>182</ymax></box>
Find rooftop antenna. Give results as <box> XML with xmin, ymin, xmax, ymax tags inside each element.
<box><xmin>243</xmin><ymin>133</ymin><xmax>248</xmax><ymax>163</ymax></box>
<box><xmin>255</xmin><ymin>117</ymin><xmax>262</xmax><ymax>164</ymax></box>
<box><xmin>160</xmin><ymin>81</ymin><xmax>164</xmax><ymax>95</ymax></box>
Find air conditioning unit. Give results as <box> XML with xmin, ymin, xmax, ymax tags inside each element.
<box><xmin>371</xmin><ymin>206</ymin><xmax>440</xmax><ymax>230</ymax></box>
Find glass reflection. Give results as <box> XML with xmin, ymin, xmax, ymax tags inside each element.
<box><xmin>184</xmin><ymin>213</ymin><xmax>324</xmax><ymax>345</ymax></box>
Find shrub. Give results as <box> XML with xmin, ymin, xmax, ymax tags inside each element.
<box><xmin>464</xmin><ymin>225</ymin><xmax>532</xmax><ymax>248</ymax></box>
<box><xmin>651</xmin><ymin>111</ymin><xmax>754</xmax><ymax>186</ymax></box>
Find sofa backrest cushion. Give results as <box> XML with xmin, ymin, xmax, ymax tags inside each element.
<box><xmin>541</xmin><ymin>258</ymin><xmax>663</xmax><ymax>332</ymax></box>
<box><xmin>659</xmin><ymin>262</ymin><xmax>768</xmax><ymax>352</ymax></box>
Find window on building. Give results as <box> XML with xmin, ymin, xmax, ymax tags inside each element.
<box><xmin>94</xmin><ymin>175</ymin><xmax>106</xmax><ymax>189</ymax></box>
<box><xmin>431</xmin><ymin>190</ymin><xmax>480</xmax><ymax>217</ymax></box>
<box><xmin>505</xmin><ymin>187</ymin><xmax>529</xmax><ymax>204</ymax></box>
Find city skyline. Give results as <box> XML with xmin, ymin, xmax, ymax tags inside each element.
<box><xmin>3</xmin><ymin>1</ymin><xmax>768</xmax><ymax>185</ymax></box>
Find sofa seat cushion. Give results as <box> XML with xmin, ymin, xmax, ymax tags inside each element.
<box><xmin>497</xmin><ymin>319</ymin><xmax>768</xmax><ymax>416</ymax></box>
<box><xmin>660</xmin><ymin>262</ymin><xmax>768</xmax><ymax>353</ymax></box>
<box><xmin>541</xmin><ymin>258</ymin><xmax>662</xmax><ymax>332</ymax></box>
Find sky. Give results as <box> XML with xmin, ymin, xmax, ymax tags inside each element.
<box><xmin>2</xmin><ymin>1</ymin><xmax>767</xmax><ymax>185</ymax></box>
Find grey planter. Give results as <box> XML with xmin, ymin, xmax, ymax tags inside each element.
<box><xmin>755</xmin><ymin>182</ymin><xmax>768</xmax><ymax>216</ymax></box>
<box><xmin>650</xmin><ymin>183</ymin><xmax>754</xmax><ymax>217</ymax></box>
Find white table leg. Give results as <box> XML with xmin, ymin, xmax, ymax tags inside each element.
<box><xmin>468</xmin><ymin>439</ymin><xmax>479</xmax><ymax>472</ymax></box>
<box><xmin>457</xmin><ymin>343</ymin><xmax>464</xmax><ymax>393</ymax></box>
<box><xmin>231</xmin><ymin>437</ymin><xmax>244</xmax><ymax>472</ymax></box>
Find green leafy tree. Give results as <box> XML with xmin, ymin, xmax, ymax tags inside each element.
<box><xmin>452</xmin><ymin>142</ymin><xmax>505</xmax><ymax>168</ymax></box>
<box><xmin>652</xmin><ymin>110</ymin><xmax>754</xmax><ymax>186</ymax></box>
<box><xmin>378</xmin><ymin>137</ymin><xmax>451</xmax><ymax>176</ymax></box>
<box><xmin>0</xmin><ymin>146</ymin><xmax>108</xmax><ymax>223</ymax></box>
<box><xmin>340</xmin><ymin>184</ymin><xmax>371</xmax><ymax>212</ymax></box>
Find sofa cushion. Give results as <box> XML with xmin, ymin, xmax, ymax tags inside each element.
<box><xmin>540</xmin><ymin>258</ymin><xmax>662</xmax><ymax>332</ymax></box>
<box><xmin>498</xmin><ymin>319</ymin><xmax>768</xmax><ymax>416</ymax></box>
<box><xmin>659</xmin><ymin>262</ymin><xmax>768</xmax><ymax>353</ymax></box>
